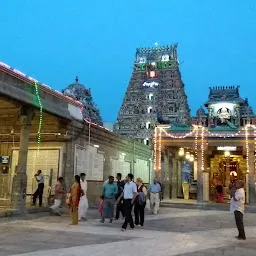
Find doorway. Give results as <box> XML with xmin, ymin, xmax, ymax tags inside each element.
<box><xmin>210</xmin><ymin>154</ymin><xmax>246</xmax><ymax>202</ymax></box>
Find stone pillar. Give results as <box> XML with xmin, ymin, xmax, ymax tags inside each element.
<box><xmin>197</xmin><ymin>149</ymin><xmax>203</xmax><ymax>205</ymax></box>
<box><xmin>162</xmin><ymin>149</ymin><xmax>173</xmax><ymax>200</ymax></box>
<box><xmin>171</xmin><ymin>156</ymin><xmax>178</xmax><ymax>199</ymax></box>
<box><xmin>248</xmin><ymin>143</ymin><xmax>256</xmax><ymax>207</ymax></box>
<box><xmin>11</xmin><ymin>107</ymin><xmax>34</xmax><ymax>212</ymax></box>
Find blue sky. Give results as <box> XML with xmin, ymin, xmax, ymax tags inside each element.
<box><xmin>1</xmin><ymin>1</ymin><xmax>256</xmax><ymax>122</ymax></box>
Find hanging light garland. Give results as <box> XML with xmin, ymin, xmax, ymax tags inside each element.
<box><xmin>160</xmin><ymin>126</ymin><xmax>197</xmax><ymax>139</ymax></box>
<box><xmin>245</xmin><ymin>125</ymin><xmax>249</xmax><ymax>173</ymax></box>
<box><xmin>207</xmin><ymin>130</ymin><xmax>242</xmax><ymax>138</ymax></box>
<box><xmin>34</xmin><ymin>82</ymin><xmax>43</xmax><ymax>156</ymax></box>
<box><xmin>158</xmin><ymin>127</ymin><xmax>162</xmax><ymax>171</ymax></box>
<box><xmin>194</xmin><ymin>126</ymin><xmax>198</xmax><ymax>161</ymax></box>
<box><xmin>153</xmin><ymin>127</ymin><xmax>157</xmax><ymax>171</ymax></box>
<box><xmin>201</xmin><ymin>127</ymin><xmax>205</xmax><ymax>171</ymax></box>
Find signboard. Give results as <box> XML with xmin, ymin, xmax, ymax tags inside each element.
<box><xmin>217</xmin><ymin>146</ymin><xmax>237</xmax><ymax>151</ymax></box>
<box><xmin>0</xmin><ymin>156</ymin><xmax>10</xmax><ymax>164</ymax></box>
<box><xmin>75</xmin><ymin>145</ymin><xmax>104</xmax><ymax>181</ymax></box>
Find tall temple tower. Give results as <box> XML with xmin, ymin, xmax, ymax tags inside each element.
<box><xmin>114</xmin><ymin>44</ymin><xmax>191</xmax><ymax>145</ymax></box>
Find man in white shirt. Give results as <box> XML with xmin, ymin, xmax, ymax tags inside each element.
<box><xmin>230</xmin><ymin>180</ymin><xmax>246</xmax><ymax>240</ymax></box>
<box><xmin>117</xmin><ymin>173</ymin><xmax>137</xmax><ymax>231</ymax></box>
<box><xmin>33</xmin><ymin>170</ymin><xmax>44</xmax><ymax>207</ymax></box>
<box><xmin>78</xmin><ymin>173</ymin><xmax>88</xmax><ymax>221</ymax></box>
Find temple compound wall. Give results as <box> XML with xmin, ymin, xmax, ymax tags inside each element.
<box><xmin>0</xmin><ymin>62</ymin><xmax>152</xmax><ymax>210</ymax></box>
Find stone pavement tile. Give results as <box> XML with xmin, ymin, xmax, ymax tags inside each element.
<box><xmin>0</xmin><ymin>228</ymin><xmax>134</xmax><ymax>256</ymax></box>
<box><xmin>176</xmin><ymin>244</ymin><xmax>256</xmax><ymax>256</ymax></box>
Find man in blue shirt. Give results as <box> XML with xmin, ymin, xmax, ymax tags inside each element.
<box><xmin>101</xmin><ymin>176</ymin><xmax>118</xmax><ymax>223</ymax></box>
<box><xmin>150</xmin><ymin>179</ymin><xmax>161</xmax><ymax>215</ymax></box>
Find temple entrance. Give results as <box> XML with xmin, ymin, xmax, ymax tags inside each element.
<box><xmin>210</xmin><ymin>153</ymin><xmax>246</xmax><ymax>203</ymax></box>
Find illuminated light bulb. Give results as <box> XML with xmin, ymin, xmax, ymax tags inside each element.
<box><xmin>224</xmin><ymin>151</ymin><xmax>230</xmax><ymax>157</ymax></box>
<box><xmin>185</xmin><ymin>152</ymin><xmax>190</xmax><ymax>160</ymax></box>
<box><xmin>178</xmin><ymin>148</ymin><xmax>184</xmax><ymax>156</ymax></box>
<box><xmin>189</xmin><ymin>154</ymin><xmax>194</xmax><ymax>162</ymax></box>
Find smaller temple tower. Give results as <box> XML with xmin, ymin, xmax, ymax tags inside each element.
<box><xmin>192</xmin><ymin>86</ymin><xmax>255</xmax><ymax>127</ymax></box>
<box><xmin>63</xmin><ymin>77</ymin><xmax>103</xmax><ymax>125</ymax></box>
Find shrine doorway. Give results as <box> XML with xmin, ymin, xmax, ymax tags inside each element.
<box><xmin>210</xmin><ymin>153</ymin><xmax>246</xmax><ymax>203</ymax></box>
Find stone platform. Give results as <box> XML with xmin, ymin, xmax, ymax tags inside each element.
<box><xmin>0</xmin><ymin>208</ymin><xmax>256</xmax><ymax>255</ymax></box>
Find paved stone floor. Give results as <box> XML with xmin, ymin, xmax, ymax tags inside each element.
<box><xmin>0</xmin><ymin>208</ymin><xmax>256</xmax><ymax>255</ymax></box>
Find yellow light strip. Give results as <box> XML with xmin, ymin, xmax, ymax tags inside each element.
<box><xmin>153</xmin><ymin>127</ymin><xmax>157</xmax><ymax>171</ymax></box>
<box><xmin>158</xmin><ymin>127</ymin><xmax>162</xmax><ymax>171</ymax></box>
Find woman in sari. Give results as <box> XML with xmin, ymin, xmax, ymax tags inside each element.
<box><xmin>70</xmin><ymin>175</ymin><xmax>82</xmax><ymax>225</ymax></box>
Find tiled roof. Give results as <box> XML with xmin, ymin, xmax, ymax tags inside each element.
<box><xmin>0</xmin><ymin>61</ymin><xmax>83</xmax><ymax>107</ymax></box>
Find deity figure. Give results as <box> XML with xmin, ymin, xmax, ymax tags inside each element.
<box><xmin>218</xmin><ymin>108</ymin><xmax>231</xmax><ymax>123</ymax></box>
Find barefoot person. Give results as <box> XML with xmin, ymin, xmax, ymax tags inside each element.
<box><xmin>50</xmin><ymin>177</ymin><xmax>65</xmax><ymax>216</ymax></box>
<box><xmin>78</xmin><ymin>173</ymin><xmax>88</xmax><ymax>221</ymax></box>
<box><xmin>230</xmin><ymin>180</ymin><xmax>246</xmax><ymax>240</ymax></box>
<box><xmin>70</xmin><ymin>175</ymin><xmax>82</xmax><ymax>225</ymax></box>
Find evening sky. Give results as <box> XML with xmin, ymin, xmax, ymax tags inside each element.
<box><xmin>0</xmin><ymin>1</ymin><xmax>255</xmax><ymax>122</ymax></box>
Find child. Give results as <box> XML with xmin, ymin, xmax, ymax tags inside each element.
<box><xmin>230</xmin><ymin>180</ymin><xmax>246</xmax><ymax>240</ymax></box>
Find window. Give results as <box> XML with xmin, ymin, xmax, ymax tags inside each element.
<box><xmin>147</xmin><ymin>107</ymin><xmax>152</xmax><ymax>113</ymax></box>
<box><xmin>144</xmin><ymin>138</ymin><xmax>149</xmax><ymax>145</ymax></box>
<box><xmin>148</xmin><ymin>93</ymin><xmax>153</xmax><ymax>100</ymax></box>
<box><xmin>149</xmin><ymin>71</ymin><xmax>156</xmax><ymax>78</ymax></box>
<box><xmin>146</xmin><ymin>122</ymin><xmax>151</xmax><ymax>129</ymax></box>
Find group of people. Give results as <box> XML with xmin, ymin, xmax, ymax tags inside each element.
<box><xmin>100</xmin><ymin>173</ymin><xmax>161</xmax><ymax>231</ymax></box>
<box><xmin>32</xmin><ymin>171</ymin><xmax>89</xmax><ymax>225</ymax></box>
<box><xmin>32</xmin><ymin>169</ymin><xmax>245</xmax><ymax>240</ymax></box>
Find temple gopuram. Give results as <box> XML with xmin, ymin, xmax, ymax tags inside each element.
<box><xmin>63</xmin><ymin>77</ymin><xmax>103</xmax><ymax>125</ymax></box>
<box><xmin>155</xmin><ymin>86</ymin><xmax>256</xmax><ymax>206</ymax></box>
<box><xmin>114</xmin><ymin>44</ymin><xmax>191</xmax><ymax>145</ymax></box>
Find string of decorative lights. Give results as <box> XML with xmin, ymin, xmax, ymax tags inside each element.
<box><xmin>0</xmin><ymin>61</ymin><xmax>82</xmax><ymax>107</ymax></box>
<box><xmin>207</xmin><ymin>130</ymin><xmax>242</xmax><ymax>138</ymax></box>
<box><xmin>245</xmin><ymin>125</ymin><xmax>249</xmax><ymax>173</ymax></box>
<box><xmin>160</xmin><ymin>126</ymin><xmax>197</xmax><ymax>139</ymax></box>
<box><xmin>201</xmin><ymin>127</ymin><xmax>205</xmax><ymax>171</ymax></box>
<box><xmin>34</xmin><ymin>82</ymin><xmax>43</xmax><ymax>155</ymax></box>
<box><xmin>153</xmin><ymin>127</ymin><xmax>157</xmax><ymax>171</ymax></box>
<box><xmin>158</xmin><ymin>127</ymin><xmax>162</xmax><ymax>171</ymax></box>
<box><xmin>194</xmin><ymin>126</ymin><xmax>198</xmax><ymax>162</ymax></box>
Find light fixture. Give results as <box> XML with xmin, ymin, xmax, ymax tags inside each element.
<box><xmin>224</xmin><ymin>151</ymin><xmax>230</xmax><ymax>157</ymax></box>
<box><xmin>178</xmin><ymin>148</ymin><xmax>184</xmax><ymax>156</ymax></box>
<box><xmin>94</xmin><ymin>145</ymin><xmax>99</xmax><ymax>148</ymax></box>
<box><xmin>189</xmin><ymin>154</ymin><xmax>194</xmax><ymax>162</ymax></box>
<box><xmin>185</xmin><ymin>152</ymin><xmax>190</xmax><ymax>160</ymax></box>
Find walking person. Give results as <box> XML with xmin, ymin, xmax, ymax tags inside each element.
<box><xmin>134</xmin><ymin>178</ymin><xmax>147</xmax><ymax>227</ymax></box>
<box><xmin>78</xmin><ymin>173</ymin><xmax>88</xmax><ymax>221</ymax></box>
<box><xmin>32</xmin><ymin>170</ymin><xmax>44</xmax><ymax>207</ymax></box>
<box><xmin>216</xmin><ymin>181</ymin><xmax>224</xmax><ymax>203</ymax></box>
<box><xmin>115</xmin><ymin>173</ymin><xmax>125</xmax><ymax>220</ymax></box>
<box><xmin>149</xmin><ymin>178</ymin><xmax>161</xmax><ymax>215</ymax></box>
<box><xmin>117</xmin><ymin>173</ymin><xmax>138</xmax><ymax>231</ymax></box>
<box><xmin>230</xmin><ymin>180</ymin><xmax>246</xmax><ymax>240</ymax></box>
<box><xmin>50</xmin><ymin>177</ymin><xmax>65</xmax><ymax>216</ymax></box>
<box><xmin>69</xmin><ymin>175</ymin><xmax>82</xmax><ymax>225</ymax></box>
<box><xmin>101</xmin><ymin>176</ymin><xmax>117</xmax><ymax>223</ymax></box>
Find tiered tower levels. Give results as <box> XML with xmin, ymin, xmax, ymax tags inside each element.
<box><xmin>62</xmin><ymin>77</ymin><xmax>103</xmax><ymax>125</ymax></box>
<box><xmin>114</xmin><ymin>44</ymin><xmax>191</xmax><ymax>144</ymax></box>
